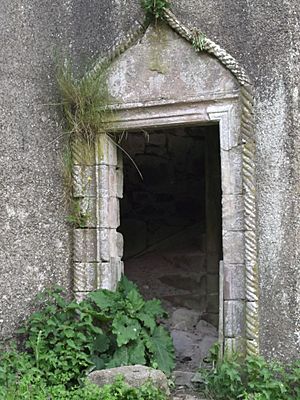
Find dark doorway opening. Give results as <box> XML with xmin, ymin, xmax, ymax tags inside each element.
<box><xmin>119</xmin><ymin>124</ymin><xmax>222</xmax><ymax>372</ymax></box>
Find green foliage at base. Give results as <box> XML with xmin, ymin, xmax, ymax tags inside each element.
<box><xmin>199</xmin><ymin>346</ymin><xmax>300</xmax><ymax>400</ymax></box>
<box><xmin>0</xmin><ymin>277</ymin><xmax>174</xmax><ymax>399</ymax></box>
<box><xmin>0</xmin><ymin>363</ymin><xmax>167</xmax><ymax>400</ymax></box>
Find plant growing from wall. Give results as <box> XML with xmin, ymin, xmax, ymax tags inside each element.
<box><xmin>57</xmin><ymin>60</ymin><xmax>112</xmax><ymax>227</ymax></box>
<box><xmin>192</xmin><ymin>29</ymin><xmax>206</xmax><ymax>52</ymax></box>
<box><xmin>141</xmin><ymin>0</ymin><xmax>171</xmax><ymax>21</ymax></box>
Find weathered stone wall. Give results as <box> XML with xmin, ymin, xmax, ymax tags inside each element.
<box><xmin>1</xmin><ymin>0</ymin><xmax>299</xmax><ymax>360</ymax></box>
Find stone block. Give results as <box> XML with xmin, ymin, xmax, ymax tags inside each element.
<box><xmin>98</xmin><ymin>257</ymin><xmax>123</xmax><ymax>291</ymax></box>
<box><xmin>171</xmin><ymin>308</ymin><xmax>201</xmax><ymax>330</ymax></box>
<box><xmin>224</xmin><ymin>263</ymin><xmax>245</xmax><ymax>300</ymax></box>
<box><xmin>149</xmin><ymin>132</ymin><xmax>166</xmax><ymax>146</ymax></box>
<box><xmin>98</xmin><ymin>230</ymin><xmax>123</xmax><ymax>262</ymax></box>
<box><xmin>116</xmin><ymin>166</ymin><xmax>123</xmax><ymax>198</ymax></box>
<box><xmin>224</xmin><ymin>300</ymin><xmax>245</xmax><ymax>337</ymax></box>
<box><xmin>222</xmin><ymin>194</ymin><xmax>244</xmax><ymax>230</ymax></box>
<box><xmin>96</xmin><ymin>165</ymin><xmax>109</xmax><ymax>198</ymax></box>
<box><xmin>223</xmin><ymin>230</ymin><xmax>244</xmax><ymax>264</ymax></box>
<box><xmin>78</xmin><ymin>197</ymin><xmax>97</xmax><ymax>228</ymax></box>
<box><xmin>95</xmin><ymin>134</ymin><xmax>117</xmax><ymax>166</ymax></box>
<box><xmin>207</xmin><ymin>273</ymin><xmax>219</xmax><ymax>294</ymax></box>
<box><xmin>220</xmin><ymin>147</ymin><xmax>243</xmax><ymax>195</ymax></box>
<box><xmin>74</xmin><ymin>292</ymin><xmax>90</xmax><ymax>303</ymax></box>
<box><xmin>224</xmin><ymin>337</ymin><xmax>246</xmax><ymax>356</ymax></box>
<box><xmin>73</xmin><ymin>228</ymin><xmax>98</xmax><ymax>262</ymax></box>
<box><xmin>207</xmin><ymin>293</ymin><xmax>219</xmax><ymax>313</ymax></box>
<box><xmin>97</xmin><ymin>196</ymin><xmax>120</xmax><ymax>228</ymax></box>
<box><xmin>73</xmin><ymin>262</ymin><xmax>100</xmax><ymax>292</ymax></box>
<box><xmin>116</xmin><ymin>232</ymin><xmax>124</xmax><ymax>258</ymax></box>
<box><xmin>203</xmin><ymin>313</ymin><xmax>219</xmax><ymax>328</ymax></box>
<box><xmin>73</xmin><ymin>166</ymin><xmax>96</xmax><ymax>197</ymax></box>
<box><xmin>126</xmin><ymin>133</ymin><xmax>146</xmax><ymax>154</ymax></box>
<box><xmin>89</xmin><ymin>365</ymin><xmax>169</xmax><ymax>394</ymax></box>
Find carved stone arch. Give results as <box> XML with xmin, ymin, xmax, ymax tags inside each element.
<box><xmin>73</xmin><ymin>10</ymin><xmax>259</xmax><ymax>357</ymax></box>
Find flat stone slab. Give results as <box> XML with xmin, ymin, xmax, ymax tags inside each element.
<box><xmin>89</xmin><ymin>365</ymin><xmax>169</xmax><ymax>394</ymax></box>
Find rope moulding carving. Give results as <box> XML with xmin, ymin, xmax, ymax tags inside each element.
<box><xmin>75</xmin><ymin>4</ymin><xmax>259</xmax><ymax>356</ymax></box>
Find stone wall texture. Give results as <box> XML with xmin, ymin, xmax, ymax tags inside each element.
<box><xmin>0</xmin><ymin>0</ymin><xmax>299</xmax><ymax>360</ymax></box>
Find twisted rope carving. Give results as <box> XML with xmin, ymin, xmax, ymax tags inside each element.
<box><xmin>73</xmin><ymin>7</ymin><xmax>260</xmax><ymax>355</ymax></box>
<box><xmin>162</xmin><ymin>8</ymin><xmax>259</xmax><ymax>356</ymax></box>
<box><xmin>88</xmin><ymin>19</ymin><xmax>149</xmax><ymax>79</ymax></box>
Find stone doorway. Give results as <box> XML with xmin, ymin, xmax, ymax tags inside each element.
<box><xmin>118</xmin><ymin>124</ymin><xmax>221</xmax><ymax>371</ymax></box>
<box><xmin>73</xmin><ymin>21</ymin><xmax>259</xmax><ymax>356</ymax></box>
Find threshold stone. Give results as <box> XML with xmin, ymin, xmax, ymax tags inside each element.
<box><xmin>88</xmin><ymin>365</ymin><xmax>169</xmax><ymax>394</ymax></box>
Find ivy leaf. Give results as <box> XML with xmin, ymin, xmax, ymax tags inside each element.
<box><xmin>112</xmin><ymin>313</ymin><xmax>141</xmax><ymax>347</ymax></box>
<box><xmin>145</xmin><ymin>326</ymin><xmax>175</xmax><ymax>375</ymax></box>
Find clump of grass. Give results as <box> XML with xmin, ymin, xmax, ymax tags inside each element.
<box><xmin>57</xmin><ymin>60</ymin><xmax>111</xmax><ymax>146</ymax></box>
<box><xmin>56</xmin><ymin>60</ymin><xmax>112</xmax><ymax>227</ymax></box>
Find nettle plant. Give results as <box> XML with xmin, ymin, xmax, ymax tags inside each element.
<box><xmin>16</xmin><ymin>276</ymin><xmax>174</xmax><ymax>390</ymax></box>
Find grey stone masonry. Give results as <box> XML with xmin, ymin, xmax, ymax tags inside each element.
<box><xmin>73</xmin><ymin>135</ymin><xmax>123</xmax><ymax>300</ymax></box>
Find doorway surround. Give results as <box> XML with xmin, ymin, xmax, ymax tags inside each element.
<box><xmin>71</xmin><ymin>9</ymin><xmax>259</xmax><ymax>357</ymax></box>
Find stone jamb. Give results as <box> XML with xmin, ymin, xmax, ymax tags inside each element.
<box><xmin>108</xmin><ymin>97</ymin><xmax>245</xmax><ymax>353</ymax></box>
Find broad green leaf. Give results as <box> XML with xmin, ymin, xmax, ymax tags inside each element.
<box><xmin>142</xmin><ymin>299</ymin><xmax>166</xmax><ymax>319</ymax></box>
<box><xmin>88</xmin><ymin>290</ymin><xmax>118</xmax><ymax>311</ymax></box>
<box><xmin>117</xmin><ymin>275</ymin><xmax>138</xmax><ymax>296</ymax></box>
<box><xmin>128</xmin><ymin>341</ymin><xmax>146</xmax><ymax>365</ymax></box>
<box><xmin>136</xmin><ymin>312</ymin><xmax>156</xmax><ymax>334</ymax></box>
<box><xmin>93</xmin><ymin>333</ymin><xmax>110</xmax><ymax>353</ymax></box>
<box><xmin>91</xmin><ymin>355</ymin><xmax>106</xmax><ymax>371</ymax></box>
<box><xmin>145</xmin><ymin>326</ymin><xmax>175</xmax><ymax>375</ymax></box>
<box><xmin>112</xmin><ymin>313</ymin><xmax>141</xmax><ymax>346</ymax></box>
<box><xmin>106</xmin><ymin>347</ymin><xmax>129</xmax><ymax>368</ymax></box>
<box><xmin>126</xmin><ymin>289</ymin><xmax>145</xmax><ymax>313</ymax></box>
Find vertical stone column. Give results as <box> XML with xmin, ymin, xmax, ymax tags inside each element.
<box><xmin>207</xmin><ymin>104</ymin><xmax>246</xmax><ymax>356</ymax></box>
<box><xmin>72</xmin><ymin>135</ymin><xmax>123</xmax><ymax>301</ymax></box>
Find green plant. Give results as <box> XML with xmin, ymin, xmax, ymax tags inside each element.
<box><xmin>96</xmin><ymin>376</ymin><xmax>167</xmax><ymax>400</ymax></box>
<box><xmin>56</xmin><ymin>59</ymin><xmax>113</xmax><ymax>227</ymax></box>
<box><xmin>198</xmin><ymin>349</ymin><xmax>300</xmax><ymax>400</ymax></box>
<box><xmin>1</xmin><ymin>280</ymin><xmax>174</xmax><ymax>398</ymax></box>
<box><xmin>88</xmin><ymin>276</ymin><xmax>175</xmax><ymax>375</ymax></box>
<box><xmin>140</xmin><ymin>0</ymin><xmax>170</xmax><ymax>20</ymax></box>
<box><xmin>18</xmin><ymin>286</ymin><xmax>100</xmax><ymax>387</ymax></box>
<box><xmin>192</xmin><ymin>29</ymin><xmax>206</xmax><ymax>52</ymax></box>
<box><xmin>16</xmin><ymin>277</ymin><xmax>174</xmax><ymax>389</ymax></box>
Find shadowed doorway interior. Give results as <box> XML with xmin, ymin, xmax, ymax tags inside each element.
<box><xmin>118</xmin><ymin>124</ymin><xmax>222</xmax><ymax>371</ymax></box>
